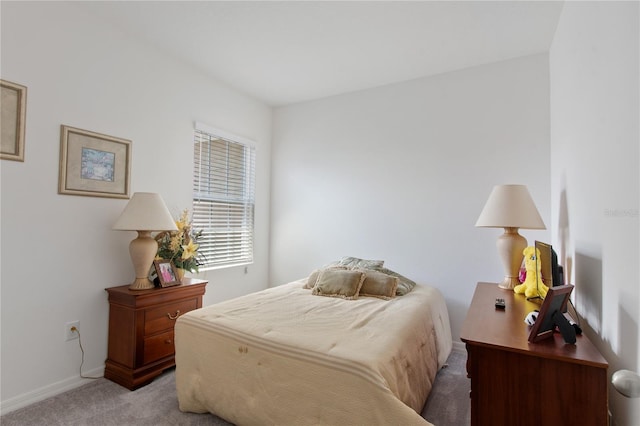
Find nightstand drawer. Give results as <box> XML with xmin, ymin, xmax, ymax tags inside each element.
<box><xmin>145</xmin><ymin>298</ymin><xmax>198</xmax><ymax>335</ymax></box>
<box><xmin>144</xmin><ymin>330</ymin><xmax>175</xmax><ymax>364</ymax></box>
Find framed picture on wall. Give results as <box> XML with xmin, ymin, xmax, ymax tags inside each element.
<box><xmin>58</xmin><ymin>125</ymin><xmax>131</xmax><ymax>199</ymax></box>
<box><xmin>1</xmin><ymin>79</ymin><xmax>27</xmax><ymax>162</ymax></box>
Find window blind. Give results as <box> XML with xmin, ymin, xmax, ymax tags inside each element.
<box><xmin>193</xmin><ymin>127</ymin><xmax>255</xmax><ymax>269</ymax></box>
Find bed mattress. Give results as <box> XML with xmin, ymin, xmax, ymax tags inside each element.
<box><xmin>175</xmin><ymin>278</ymin><xmax>452</xmax><ymax>425</ymax></box>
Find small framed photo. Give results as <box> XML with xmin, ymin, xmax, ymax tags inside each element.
<box><xmin>154</xmin><ymin>259</ymin><xmax>181</xmax><ymax>287</ymax></box>
<box><xmin>528</xmin><ymin>284</ymin><xmax>575</xmax><ymax>343</ymax></box>
<box><xmin>58</xmin><ymin>125</ymin><xmax>131</xmax><ymax>199</ymax></box>
<box><xmin>1</xmin><ymin>79</ymin><xmax>27</xmax><ymax>162</ymax></box>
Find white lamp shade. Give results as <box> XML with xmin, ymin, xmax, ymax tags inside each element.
<box><xmin>113</xmin><ymin>192</ymin><xmax>178</xmax><ymax>231</ymax></box>
<box><xmin>475</xmin><ymin>184</ymin><xmax>546</xmax><ymax>230</ymax></box>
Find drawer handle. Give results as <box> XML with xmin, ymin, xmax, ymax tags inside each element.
<box><xmin>165</xmin><ymin>339</ymin><xmax>172</xmax><ymax>344</ymax></box>
<box><xmin>167</xmin><ymin>310</ymin><xmax>181</xmax><ymax>320</ymax></box>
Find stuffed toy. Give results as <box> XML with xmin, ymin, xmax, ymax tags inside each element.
<box><xmin>514</xmin><ymin>246</ymin><xmax>548</xmax><ymax>299</ymax></box>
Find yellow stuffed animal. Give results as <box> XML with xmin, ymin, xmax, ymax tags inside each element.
<box><xmin>514</xmin><ymin>246</ymin><xmax>548</xmax><ymax>299</ymax></box>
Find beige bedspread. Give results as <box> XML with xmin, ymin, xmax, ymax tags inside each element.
<box><xmin>175</xmin><ymin>278</ymin><xmax>452</xmax><ymax>426</ymax></box>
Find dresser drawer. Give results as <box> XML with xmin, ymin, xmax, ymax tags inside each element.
<box><xmin>145</xmin><ymin>298</ymin><xmax>198</xmax><ymax>335</ymax></box>
<box><xmin>144</xmin><ymin>330</ymin><xmax>175</xmax><ymax>364</ymax></box>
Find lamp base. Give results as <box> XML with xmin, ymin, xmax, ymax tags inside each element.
<box><xmin>129</xmin><ymin>277</ymin><xmax>155</xmax><ymax>291</ymax></box>
<box><xmin>498</xmin><ymin>276</ymin><xmax>522</xmax><ymax>290</ymax></box>
<box><xmin>127</xmin><ymin>230</ymin><xmax>158</xmax><ymax>291</ymax></box>
<box><xmin>496</xmin><ymin>227</ymin><xmax>527</xmax><ymax>291</ymax></box>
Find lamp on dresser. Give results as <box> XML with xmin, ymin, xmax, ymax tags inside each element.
<box><xmin>113</xmin><ymin>192</ymin><xmax>177</xmax><ymax>290</ymax></box>
<box><xmin>475</xmin><ymin>184</ymin><xmax>546</xmax><ymax>290</ymax></box>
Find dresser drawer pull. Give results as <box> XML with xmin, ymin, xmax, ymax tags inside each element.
<box><xmin>167</xmin><ymin>310</ymin><xmax>181</xmax><ymax>320</ymax></box>
<box><xmin>165</xmin><ymin>339</ymin><xmax>172</xmax><ymax>344</ymax></box>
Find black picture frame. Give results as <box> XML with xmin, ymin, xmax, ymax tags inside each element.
<box><xmin>528</xmin><ymin>284</ymin><xmax>575</xmax><ymax>343</ymax></box>
<box><xmin>153</xmin><ymin>259</ymin><xmax>181</xmax><ymax>287</ymax></box>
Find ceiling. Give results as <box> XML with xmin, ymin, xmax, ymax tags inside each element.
<box><xmin>79</xmin><ymin>1</ymin><xmax>564</xmax><ymax>107</ymax></box>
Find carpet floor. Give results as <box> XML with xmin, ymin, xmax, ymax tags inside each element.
<box><xmin>1</xmin><ymin>350</ymin><xmax>470</xmax><ymax>425</ymax></box>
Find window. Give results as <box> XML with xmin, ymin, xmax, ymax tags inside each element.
<box><xmin>193</xmin><ymin>123</ymin><xmax>256</xmax><ymax>269</ymax></box>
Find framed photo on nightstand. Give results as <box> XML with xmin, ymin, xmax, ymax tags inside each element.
<box><xmin>154</xmin><ymin>259</ymin><xmax>181</xmax><ymax>287</ymax></box>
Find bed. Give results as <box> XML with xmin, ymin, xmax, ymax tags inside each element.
<box><xmin>175</xmin><ymin>267</ymin><xmax>452</xmax><ymax>426</ymax></box>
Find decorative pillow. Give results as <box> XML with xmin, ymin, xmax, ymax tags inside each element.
<box><xmin>303</xmin><ymin>270</ymin><xmax>320</xmax><ymax>289</ymax></box>
<box><xmin>311</xmin><ymin>269</ymin><xmax>366</xmax><ymax>300</ymax></box>
<box><xmin>372</xmin><ymin>267</ymin><xmax>417</xmax><ymax>296</ymax></box>
<box><xmin>325</xmin><ymin>256</ymin><xmax>385</xmax><ymax>270</ymax></box>
<box><xmin>303</xmin><ymin>266</ymin><xmax>347</xmax><ymax>289</ymax></box>
<box><xmin>358</xmin><ymin>270</ymin><xmax>399</xmax><ymax>300</ymax></box>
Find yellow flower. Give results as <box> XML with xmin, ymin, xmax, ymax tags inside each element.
<box><xmin>169</xmin><ymin>234</ymin><xmax>182</xmax><ymax>252</ymax></box>
<box><xmin>175</xmin><ymin>209</ymin><xmax>189</xmax><ymax>231</ymax></box>
<box><xmin>155</xmin><ymin>209</ymin><xmax>202</xmax><ymax>273</ymax></box>
<box><xmin>181</xmin><ymin>240</ymin><xmax>199</xmax><ymax>260</ymax></box>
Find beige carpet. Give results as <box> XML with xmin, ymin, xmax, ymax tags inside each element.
<box><xmin>1</xmin><ymin>350</ymin><xmax>469</xmax><ymax>425</ymax></box>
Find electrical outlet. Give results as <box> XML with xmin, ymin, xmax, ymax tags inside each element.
<box><xmin>65</xmin><ymin>321</ymin><xmax>80</xmax><ymax>341</ymax></box>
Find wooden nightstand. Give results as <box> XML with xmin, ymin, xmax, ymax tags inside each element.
<box><xmin>461</xmin><ymin>282</ymin><xmax>608</xmax><ymax>426</ymax></box>
<box><xmin>104</xmin><ymin>278</ymin><xmax>207</xmax><ymax>390</ymax></box>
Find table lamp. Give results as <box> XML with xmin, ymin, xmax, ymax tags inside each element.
<box><xmin>113</xmin><ymin>192</ymin><xmax>178</xmax><ymax>290</ymax></box>
<box><xmin>476</xmin><ymin>184</ymin><xmax>545</xmax><ymax>290</ymax></box>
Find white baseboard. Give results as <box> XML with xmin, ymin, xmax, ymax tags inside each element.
<box><xmin>451</xmin><ymin>341</ymin><xmax>466</xmax><ymax>353</ymax></box>
<box><xmin>0</xmin><ymin>366</ymin><xmax>104</xmax><ymax>415</ymax></box>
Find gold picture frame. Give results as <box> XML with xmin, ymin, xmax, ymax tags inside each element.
<box><xmin>1</xmin><ymin>79</ymin><xmax>27</xmax><ymax>162</ymax></box>
<box><xmin>58</xmin><ymin>125</ymin><xmax>131</xmax><ymax>199</ymax></box>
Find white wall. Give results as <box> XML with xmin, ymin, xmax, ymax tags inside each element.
<box><xmin>550</xmin><ymin>2</ymin><xmax>639</xmax><ymax>424</ymax></box>
<box><xmin>7</xmin><ymin>2</ymin><xmax>636</xmax><ymax>421</ymax></box>
<box><xmin>0</xmin><ymin>2</ymin><xmax>271</xmax><ymax>412</ymax></box>
<box><xmin>271</xmin><ymin>54</ymin><xmax>552</xmax><ymax>344</ymax></box>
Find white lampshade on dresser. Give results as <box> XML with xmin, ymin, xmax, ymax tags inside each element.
<box><xmin>113</xmin><ymin>192</ymin><xmax>178</xmax><ymax>290</ymax></box>
<box><xmin>476</xmin><ymin>184</ymin><xmax>546</xmax><ymax>290</ymax></box>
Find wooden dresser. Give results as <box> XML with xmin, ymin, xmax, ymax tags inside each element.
<box><xmin>104</xmin><ymin>278</ymin><xmax>207</xmax><ymax>390</ymax></box>
<box><xmin>460</xmin><ymin>282</ymin><xmax>608</xmax><ymax>426</ymax></box>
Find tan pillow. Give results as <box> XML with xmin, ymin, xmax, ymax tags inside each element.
<box><xmin>311</xmin><ymin>269</ymin><xmax>366</xmax><ymax>300</ymax></box>
<box><xmin>371</xmin><ymin>266</ymin><xmax>417</xmax><ymax>296</ymax></box>
<box><xmin>359</xmin><ymin>270</ymin><xmax>399</xmax><ymax>300</ymax></box>
<box><xmin>303</xmin><ymin>266</ymin><xmax>347</xmax><ymax>289</ymax></box>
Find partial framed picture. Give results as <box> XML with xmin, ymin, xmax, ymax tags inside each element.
<box><xmin>59</xmin><ymin>125</ymin><xmax>131</xmax><ymax>198</ymax></box>
<box><xmin>1</xmin><ymin>79</ymin><xmax>27</xmax><ymax>162</ymax></box>
<box><xmin>154</xmin><ymin>259</ymin><xmax>181</xmax><ymax>287</ymax></box>
<box><xmin>528</xmin><ymin>284</ymin><xmax>575</xmax><ymax>343</ymax></box>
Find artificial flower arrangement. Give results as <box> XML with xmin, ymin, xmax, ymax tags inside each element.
<box><xmin>155</xmin><ymin>209</ymin><xmax>205</xmax><ymax>273</ymax></box>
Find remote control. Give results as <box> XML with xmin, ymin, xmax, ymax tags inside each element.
<box><xmin>495</xmin><ymin>298</ymin><xmax>505</xmax><ymax>309</ymax></box>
